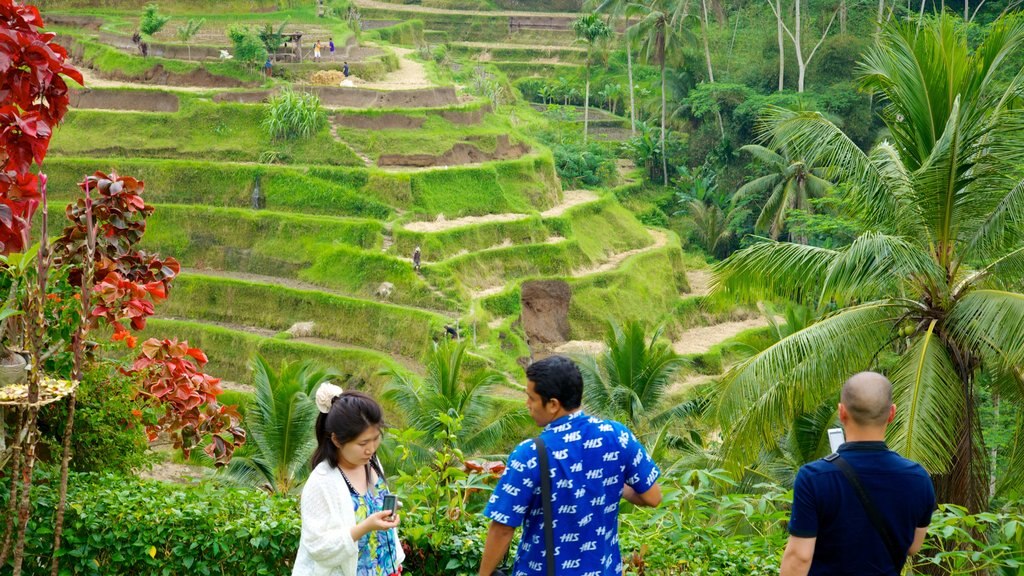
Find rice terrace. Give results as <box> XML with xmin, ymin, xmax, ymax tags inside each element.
<box><xmin>0</xmin><ymin>0</ymin><xmax>1023</xmax><ymax>573</ymax></box>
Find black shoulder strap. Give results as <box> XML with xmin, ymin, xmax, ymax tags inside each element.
<box><xmin>534</xmin><ymin>436</ymin><xmax>555</xmax><ymax>576</ymax></box>
<box><xmin>825</xmin><ymin>453</ymin><xmax>905</xmax><ymax>571</ymax></box>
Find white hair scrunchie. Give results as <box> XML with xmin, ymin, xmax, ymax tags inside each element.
<box><xmin>315</xmin><ymin>382</ymin><xmax>344</xmax><ymax>414</ymax></box>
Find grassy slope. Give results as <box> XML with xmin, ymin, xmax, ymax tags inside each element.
<box><xmin>51</xmin><ymin>98</ymin><xmax>363</xmax><ymax>166</ymax></box>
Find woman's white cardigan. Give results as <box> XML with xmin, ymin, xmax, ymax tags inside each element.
<box><xmin>292</xmin><ymin>460</ymin><xmax>405</xmax><ymax>576</ymax></box>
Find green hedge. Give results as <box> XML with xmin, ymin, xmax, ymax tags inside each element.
<box><xmin>142</xmin><ymin>318</ymin><xmax>405</xmax><ymax>387</ymax></box>
<box><xmin>8</xmin><ymin>472</ymin><xmax>299</xmax><ymax>576</ymax></box>
<box><xmin>157</xmin><ymin>274</ymin><xmax>442</xmax><ymax>359</ymax></box>
<box><xmin>51</xmin><ymin>97</ymin><xmax>363</xmax><ymax>166</ymax></box>
<box><xmin>41</xmin><ymin>157</ymin><xmax>392</xmax><ymax>219</ymax></box>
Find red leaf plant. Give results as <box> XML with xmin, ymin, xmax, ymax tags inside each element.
<box><xmin>0</xmin><ymin>0</ymin><xmax>82</xmax><ymax>254</ymax></box>
<box><xmin>52</xmin><ymin>172</ymin><xmax>180</xmax><ymax>347</ymax></box>
<box><xmin>125</xmin><ymin>337</ymin><xmax>246</xmax><ymax>466</ymax></box>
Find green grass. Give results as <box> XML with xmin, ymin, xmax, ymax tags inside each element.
<box><xmin>332</xmin><ymin>107</ymin><xmax>526</xmax><ymax>161</ymax></box>
<box><xmin>447</xmin><ymin>43</ymin><xmax>583</xmax><ymax>64</ymax></box>
<box><xmin>51</xmin><ymin>96</ymin><xmax>363</xmax><ymax>166</ymax></box>
<box><xmin>356</xmin><ymin>7</ymin><xmax>576</xmax><ymax>45</ymax></box>
<box><xmin>567</xmin><ymin>234</ymin><xmax>689</xmax><ymax>339</ymax></box>
<box><xmin>41</xmin><ymin>157</ymin><xmax>391</xmax><ymax>219</ymax></box>
<box><xmin>158</xmin><ymin>274</ymin><xmax>444</xmax><ymax>359</ymax></box>
<box><xmin>407</xmin><ymin>154</ymin><xmax>561</xmax><ymax>218</ymax></box>
<box><xmin>141</xmin><ymin>318</ymin><xmax>405</xmax><ymax>389</ymax></box>
<box><xmin>365</xmin><ymin>19</ymin><xmax>424</xmax><ymax>47</ymax></box>
<box><xmin>547</xmin><ymin>195</ymin><xmax>651</xmax><ymax>260</ymax></box>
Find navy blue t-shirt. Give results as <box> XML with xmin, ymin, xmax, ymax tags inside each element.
<box><xmin>788</xmin><ymin>442</ymin><xmax>936</xmax><ymax>575</ymax></box>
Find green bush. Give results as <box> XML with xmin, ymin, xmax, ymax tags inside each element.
<box><xmin>551</xmin><ymin>141</ymin><xmax>615</xmax><ymax>188</ymax></box>
<box><xmin>7</xmin><ymin>472</ymin><xmax>299</xmax><ymax>576</ymax></box>
<box><xmin>38</xmin><ymin>363</ymin><xmax>151</xmax><ymax>474</ymax></box>
<box><xmin>227</xmin><ymin>24</ymin><xmax>268</xmax><ymax>69</ymax></box>
<box><xmin>264</xmin><ymin>88</ymin><xmax>328</xmax><ymax>141</ymax></box>
<box><xmin>139</xmin><ymin>3</ymin><xmax>170</xmax><ymax>37</ymax></box>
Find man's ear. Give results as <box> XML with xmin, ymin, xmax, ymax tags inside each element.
<box><xmin>546</xmin><ymin>397</ymin><xmax>563</xmax><ymax>414</ymax></box>
<box><xmin>887</xmin><ymin>403</ymin><xmax>896</xmax><ymax>424</ymax></box>
<box><xmin>837</xmin><ymin>403</ymin><xmax>847</xmax><ymax>424</ymax></box>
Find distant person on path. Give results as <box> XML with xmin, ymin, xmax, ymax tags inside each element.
<box><xmin>343</xmin><ymin>61</ymin><xmax>351</xmax><ymax>78</ymax></box>
<box><xmin>329</xmin><ymin>38</ymin><xmax>336</xmax><ymax>60</ymax></box>
<box><xmin>313</xmin><ymin>40</ymin><xmax>322</xmax><ymax>61</ymax></box>
<box><xmin>478</xmin><ymin>355</ymin><xmax>662</xmax><ymax>576</ymax></box>
<box><xmin>293</xmin><ymin>385</ymin><xmax>404</xmax><ymax>576</ymax></box>
<box><xmin>412</xmin><ymin>245</ymin><xmax>421</xmax><ymax>271</ymax></box>
<box><xmin>263</xmin><ymin>56</ymin><xmax>272</xmax><ymax>77</ymax></box>
<box><xmin>779</xmin><ymin>371</ymin><xmax>936</xmax><ymax>576</ymax></box>
<box><xmin>444</xmin><ymin>324</ymin><xmax>459</xmax><ymax>340</ymax></box>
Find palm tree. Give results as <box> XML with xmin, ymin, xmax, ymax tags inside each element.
<box><xmin>383</xmin><ymin>340</ymin><xmax>531</xmax><ymax>458</ymax></box>
<box><xmin>175</xmin><ymin>17</ymin><xmax>204</xmax><ymax>62</ymax></box>
<box><xmin>677</xmin><ymin>166</ymin><xmax>744</xmax><ymax>257</ymax></box>
<box><xmin>573</xmin><ymin>14</ymin><xmax>613</xmax><ymax>144</ymax></box>
<box><xmin>599</xmin><ymin>83</ymin><xmax>623</xmax><ymax>115</ymax></box>
<box><xmin>628</xmin><ymin>0</ymin><xmax>694</xmax><ymax>186</ymax></box>
<box><xmin>710</xmin><ymin>14</ymin><xmax>1024</xmax><ymax>512</ymax></box>
<box><xmin>576</xmin><ymin>320</ymin><xmax>690</xmax><ymax>429</ymax></box>
<box><xmin>733</xmin><ymin>144</ymin><xmax>832</xmax><ymax>242</ymax></box>
<box><xmin>223</xmin><ymin>356</ymin><xmax>340</xmax><ymax>494</ymax></box>
<box><xmin>593</xmin><ymin>0</ymin><xmax>638</xmax><ymax>134</ymax></box>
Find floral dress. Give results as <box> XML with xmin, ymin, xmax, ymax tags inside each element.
<box><xmin>351</xmin><ymin>476</ymin><xmax>401</xmax><ymax>576</ymax></box>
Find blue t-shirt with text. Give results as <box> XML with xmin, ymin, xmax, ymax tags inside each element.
<box><xmin>484</xmin><ymin>410</ymin><xmax>660</xmax><ymax>576</ymax></box>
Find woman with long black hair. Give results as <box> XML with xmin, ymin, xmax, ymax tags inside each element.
<box><xmin>292</xmin><ymin>384</ymin><xmax>404</xmax><ymax>576</ymax></box>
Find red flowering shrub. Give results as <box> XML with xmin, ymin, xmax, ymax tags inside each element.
<box><xmin>0</xmin><ymin>1</ymin><xmax>81</xmax><ymax>253</ymax></box>
<box><xmin>126</xmin><ymin>338</ymin><xmax>246</xmax><ymax>466</ymax></box>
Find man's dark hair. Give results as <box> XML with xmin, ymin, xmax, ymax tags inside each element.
<box><xmin>526</xmin><ymin>355</ymin><xmax>582</xmax><ymax>410</ymax></box>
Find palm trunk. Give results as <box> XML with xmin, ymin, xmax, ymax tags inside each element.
<box><xmin>626</xmin><ymin>17</ymin><xmax>636</xmax><ymax>135</ymax></box>
<box><xmin>660</xmin><ymin>57</ymin><xmax>668</xmax><ymax>186</ymax></box>
<box><xmin>777</xmin><ymin>0</ymin><xmax>785</xmax><ymax>91</ymax></box>
<box><xmin>839</xmin><ymin>0</ymin><xmax>847</xmax><ymax>34</ymax></box>
<box><xmin>584</xmin><ymin>57</ymin><xmax>591</xmax><ymax>144</ymax></box>
<box><xmin>701</xmin><ymin>0</ymin><xmax>715</xmax><ymax>83</ymax></box>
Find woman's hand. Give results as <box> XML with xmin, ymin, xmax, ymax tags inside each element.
<box><xmin>351</xmin><ymin>511</ymin><xmax>401</xmax><ymax>541</ymax></box>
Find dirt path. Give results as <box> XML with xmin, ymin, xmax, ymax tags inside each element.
<box><xmin>574</xmin><ymin>229</ymin><xmax>667</xmax><ymax>276</ymax></box>
<box><xmin>354</xmin><ymin>0</ymin><xmax>579</xmax><ymax>17</ymax></box>
<box><xmin>358</xmin><ymin>47</ymin><xmax>434</xmax><ymax>90</ymax></box>
<box><xmin>685</xmin><ymin>269</ymin><xmax>713</xmax><ymax>297</ymax></box>
<box><xmin>403</xmin><ymin>190</ymin><xmax>598</xmax><ymax>233</ymax></box>
<box><xmin>672</xmin><ymin>317</ymin><xmax>769</xmax><ymax>356</ymax></box>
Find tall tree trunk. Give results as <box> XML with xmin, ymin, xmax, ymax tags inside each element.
<box><xmin>877</xmin><ymin>0</ymin><xmax>886</xmax><ymax>35</ymax></box>
<box><xmin>795</xmin><ymin>0</ymin><xmax>805</xmax><ymax>92</ymax></box>
<box><xmin>660</xmin><ymin>57</ymin><xmax>668</xmax><ymax>186</ymax></box>
<box><xmin>701</xmin><ymin>0</ymin><xmax>716</xmax><ymax>83</ymax></box>
<box><xmin>840</xmin><ymin>0</ymin><xmax>847</xmax><ymax>34</ymax></box>
<box><xmin>626</xmin><ymin>17</ymin><xmax>636</xmax><ymax>135</ymax></box>
<box><xmin>990</xmin><ymin>390</ymin><xmax>999</xmax><ymax>500</ymax></box>
<box><xmin>584</xmin><ymin>49</ymin><xmax>591</xmax><ymax>144</ymax></box>
<box><xmin>777</xmin><ymin>0</ymin><xmax>785</xmax><ymax>91</ymax></box>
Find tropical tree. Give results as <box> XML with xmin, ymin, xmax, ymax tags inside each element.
<box><xmin>576</xmin><ymin>320</ymin><xmax>690</xmax><ymax>429</ymax></box>
<box><xmin>710</xmin><ymin>14</ymin><xmax>1024</xmax><ymax>512</ymax></box>
<box><xmin>594</xmin><ymin>0</ymin><xmax>639</xmax><ymax>134</ymax></box>
<box><xmin>139</xmin><ymin>3</ymin><xmax>170</xmax><ymax>38</ymax></box>
<box><xmin>573</xmin><ymin>14</ymin><xmax>613</xmax><ymax>144</ymax></box>
<box><xmin>733</xmin><ymin>144</ymin><xmax>832</xmax><ymax>241</ymax></box>
<box><xmin>598</xmin><ymin>83</ymin><xmax>623</xmax><ymax>115</ymax></box>
<box><xmin>223</xmin><ymin>356</ymin><xmax>339</xmax><ymax>494</ymax></box>
<box><xmin>175</xmin><ymin>17</ymin><xmax>204</xmax><ymax>61</ymax></box>
<box><xmin>677</xmin><ymin>166</ymin><xmax>746</xmax><ymax>257</ymax></box>
<box><xmin>383</xmin><ymin>340</ymin><xmax>531</xmax><ymax>457</ymax></box>
<box><xmin>628</xmin><ymin>0</ymin><xmax>695</xmax><ymax>186</ymax></box>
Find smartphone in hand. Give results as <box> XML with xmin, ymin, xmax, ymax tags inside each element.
<box><xmin>382</xmin><ymin>494</ymin><xmax>397</xmax><ymax>520</ymax></box>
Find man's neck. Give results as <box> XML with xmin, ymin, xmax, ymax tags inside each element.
<box><xmin>843</xmin><ymin>427</ymin><xmax>887</xmax><ymax>443</ymax></box>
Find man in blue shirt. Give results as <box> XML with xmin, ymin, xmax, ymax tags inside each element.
<box><xmin>478</xmin><ymin>355</ymin><xmax>662</xmax><ymax>576</ymax></box>
<box><xmin>780</xmin><ymin>371</ymin><xmax>936</xmax><ymax>576</ymax></box>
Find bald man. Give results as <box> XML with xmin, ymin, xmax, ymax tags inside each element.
<box><xmin>779</xmin><ymin>372</ymin><xmax>936</xmax><ymax>576</ymax></box>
